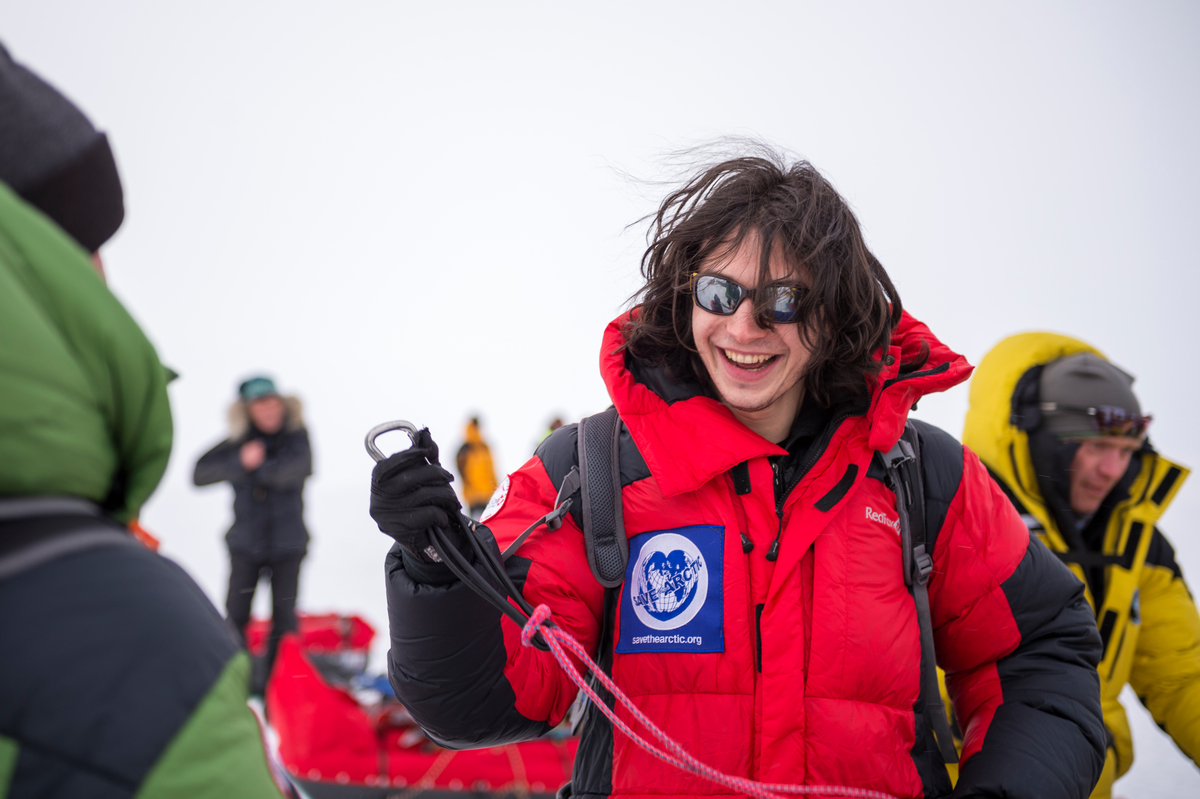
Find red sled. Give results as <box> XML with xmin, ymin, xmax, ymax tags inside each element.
<box><xmin>245</xmin><ymin>612</ymin><xmax>375</xmax><ymax>656</ymax></box>
<box><xmin>265</xmin><ymin>621</ymin><xmax>577</xmax><ymax>798</ymax></box>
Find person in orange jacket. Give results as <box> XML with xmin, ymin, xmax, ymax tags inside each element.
<box><xmin>455</xmin><ymin>416</ymin><xmax>498</xmax><ymax>519</ymax></box>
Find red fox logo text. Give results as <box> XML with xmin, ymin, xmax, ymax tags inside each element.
<box><xmin>865</xmin><ymin>507</ymin><xmax>900</xmax><ymax>533</ymax></box>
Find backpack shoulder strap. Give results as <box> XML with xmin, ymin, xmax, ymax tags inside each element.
<box><xmin>566</xmin><ymin>408</ymin><xmax>628</xmax><ymax>738</ymax></box>
<box><xmin>505</xmin><ymin>407</ymin><xmax>638</xmax><ymax>587</ymax></box>
<box><xmin>0</xmin><ymin>497</ymin><xmax>137</xmax><ymax>581</ymax></box>
<box><xmin>577</xmin><ymin>406</ymin><xmax>628</xmax><ymax>588</ymax></box>
<box><xmin>881</xmin><ymin>421</ymin><xmax>960</xmax><ymax>765</ymax></box>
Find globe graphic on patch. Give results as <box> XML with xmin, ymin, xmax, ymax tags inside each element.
<box><xmin>638</xmin><ymin>549</ymin><xmax>703</xmax><ymax>621</ymax></box>
<box><xmin>629</xmin><ymin>531</ymin><xmax>711</xmax><ymax>632</ymax></box>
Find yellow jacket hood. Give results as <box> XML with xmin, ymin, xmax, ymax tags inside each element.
<box><xmin>963</xmin><ymin>331</ymin><xmax>1103</xmax><ymax>531</ymax></box>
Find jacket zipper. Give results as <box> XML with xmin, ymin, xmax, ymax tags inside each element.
<box><xmin>755</xmin><ymin>603</ymin><xmax>764</xmax><ymax>672</ymax></box>
<box><xmin>766</xmin><ymin>410</ymin><xmax>856</xmax><ymax>562</ymax></box>
<box><xmin>747</xmin><ymin>409</ymin><xmax>856</xmax><ymax>781</ymax></box>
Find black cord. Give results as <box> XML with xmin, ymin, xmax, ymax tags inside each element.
<box><xmin>458</xmin><ymin>514</ymin><xmax>540</xmax><ymax>618</ymax></box>
<box><xmin>426</xmin><ymin>522</ymin><xmax>552</xmax><ymax>651</ymax></box>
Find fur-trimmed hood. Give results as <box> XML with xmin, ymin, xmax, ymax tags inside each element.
<box><xmin>226</xmin><ymin>395</ymin><xmax>305</xmax><ymax>441</ymax></box>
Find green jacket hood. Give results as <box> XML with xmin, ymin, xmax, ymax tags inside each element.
<box><xmin>0</xmin><ymin>181</ymin><xmax>172</xmax><ymax>521</ymax></box>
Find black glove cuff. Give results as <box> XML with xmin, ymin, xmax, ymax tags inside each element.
<box><xmin>400</xmin><ymin>522</ymin><xmax>479</xmax><ymax>585</ymax></box>
<box><xmin>400</xmin><ymin>549</ymin><xmax>460</xmax><ymax>585</ymax></box>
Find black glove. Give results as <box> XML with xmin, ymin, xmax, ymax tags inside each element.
<box><xmin>369</xmin><ymin>428</ymin><xmax>465</xmax><ymax>564</ymax></box>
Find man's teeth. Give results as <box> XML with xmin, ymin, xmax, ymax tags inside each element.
<box><xmin>723</xmin><ymin>350</ymin><xmax>775</xmax><ymax>366</ymax></box>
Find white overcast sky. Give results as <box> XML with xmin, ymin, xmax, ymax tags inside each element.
<box><xmin>5</xmin><ymin>2</ymin><xmax>1199</xmax><ymax>794</ymax></box>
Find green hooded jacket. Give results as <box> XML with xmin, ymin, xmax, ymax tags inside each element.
<box><xmin>0</xmin><ymin>180</ymin><xmax>171</xmax><ymax>521</ymax></box>
<box><xmin>0</xmin><ymin>183</ymin><xmax>286</xmax><ymax>798</ymax></box>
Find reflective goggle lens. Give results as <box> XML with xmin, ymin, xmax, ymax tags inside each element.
<box><xmin>1094</xmin><ymin>406</ymin><xmax>1152</xmax><ymax>438</ymax></box>
<box><xmin>694</xmin><ymin>275</ymin><xmax>741</xmax><ymax>315</ymax></box>
<box><xmin>770</xmin><ymin>287</ymin><xmax>800</xmax><ymax>323</ymax></box>
<box><xmin>691</xmin><ymin>274</ymin><xmax>802</xmax><ymax>324</ymax></box>
<box><xmin>1040</xmin><ymin>402</ymin><xmax>1152</xmax><ymax>439</ymax></box>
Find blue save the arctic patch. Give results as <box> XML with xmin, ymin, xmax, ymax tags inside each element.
<box><xmin>616</xmin><ymin>525</ymin><xmax>724</xmax><ymax>654</ymax></box>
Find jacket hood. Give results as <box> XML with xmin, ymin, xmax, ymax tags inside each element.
<box><xmin>0</xmin><ymin>182</ymin><xmax>172</xmax><ymax>522</ymax></box>
<box><xmin>227</xmin><ymin>395</ymin><xmax>305</xmax><ymax>441</ymax></box>
<box><xmin>600</xmin><ymin>309</ymin><xmax>972</xmax><ymax>498</ymax></box>
<box><xmin>963</xmin><ymin>332</ymin><xmax>1189</xmax><ymax>536</ymax></box>
<box><xmin>963</xmin><ymin>332</ymin><xmax>1102</xmax><ymax>521</ymax></box>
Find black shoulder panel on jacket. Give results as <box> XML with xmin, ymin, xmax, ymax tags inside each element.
<box><xmin>866</xmin><ymin>420</ymin><xmax>964</xmax><ymax>553</ymax></box>
<box><xmin>954</xmin><ymin>532</ymin><xmax>1106</xmax><ymax>799</ymax></box>
<box><xmin>534</xmin><ymin>424</ymin><xmax>580</xmax><ymax>501</ymax></box>
<box><xmin>0</xmin><ymin>536</ymin><xmax>239</xmax><ymax>794</ymax></box>
<box><xmin>534</xmin><ymin>419</ymin><xmax>651</xmax><ymax>529</ymax></box>
<box><xmin>910</xmin><ymin>420</ymin><xmax>964</xmax><ymax>555</ymax></box>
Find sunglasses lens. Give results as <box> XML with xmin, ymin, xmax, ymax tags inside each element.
<box><xmin>694</xmin><ymin>276</ymin><xmax>743</xmax><ymax>315</ymax></box>
<box><xmin>1095</xmin><ymin>406</ymin><xmax>1150</xmax><ymax>438</ymax></box>
<box><xmin>771</xmin><ymin>287</ymin><xmax>801</xmax><ymax>323</ymax></box>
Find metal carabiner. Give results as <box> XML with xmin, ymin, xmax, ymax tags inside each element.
<box><xmin>364</xmin><ymin>420</ymin><xmax>420</xmax><ymax>463</ymax></box>
<box><xmin>362</xmin><ymin>418</ymin><xmax>552</xmax><ymax>651</ymax></box>
<box><xmin>365</xmin><ymin>419</ymin><xmax>440</xmax><ymax>561</ymax></box>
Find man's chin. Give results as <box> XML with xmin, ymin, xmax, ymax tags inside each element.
<box><xmin>725</xmin><ymin>399</ymin><xmax>779</xmax><ymax>415</ymax></box>
<box><xmin>1072</xmin><ymin>496</ymin><xmax>1106</xmax><ymax>516</ymax></box>
<box><xmin>716</xmin><ymin>387</ymin><xmax>785</xmax><ymax>416</ymax></box>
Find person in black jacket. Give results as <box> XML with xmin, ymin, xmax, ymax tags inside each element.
<box><xmin>195</xmin><ymin>376</ymin><xmax>313</xmax><ymax>692</ymax></box>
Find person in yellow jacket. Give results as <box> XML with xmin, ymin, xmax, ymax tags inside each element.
<box><xmin>455</xmin><ymin>416</ymin><xmax>499</xmax><ymax>519</ymax></box>
<box><xmin>963</xmin><ymin>332</ymin><xmax>1200</xmax><ymax>797</ymax></box>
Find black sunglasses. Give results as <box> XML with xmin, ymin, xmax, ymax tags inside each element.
<box><xmin>689</xmin><ymin>272</ymin><xmax>804</xmax><ymax>324</ymax></box>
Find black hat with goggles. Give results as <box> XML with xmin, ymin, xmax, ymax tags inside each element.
<box><xmin>1038</xmin><ymin>352</ymin><xmax>1151</xmax><ymax>441</ymax></box>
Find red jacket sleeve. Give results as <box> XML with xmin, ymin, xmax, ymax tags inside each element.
<box><xmin>488</xmin><ymin>457</ymin><xmax>605</xmax><ymax>726</ymax></box>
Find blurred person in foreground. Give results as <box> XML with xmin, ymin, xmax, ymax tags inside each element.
<box><xmin>0</xmin><ymin>42</ymin><xmax>288</xmax><ymax>797</ymax></box>
<box><xmin>963</xmin><ymin>335</ymin><xmax>1200</xmax><ymax>798</ymax></box>
<box><xmin>455</xmin><ymin>415</ymin><xmax>498</xmax><ymax>519</ymax></box>
<box><xmin>369</xmin><ymin>147</ymin><xmax>1106</xmax><ymax>798</ymax></box>
<box><xmin>194</xmin><ymin>376</ymin><xmax>312</xmax><ymax>694</ymax></box>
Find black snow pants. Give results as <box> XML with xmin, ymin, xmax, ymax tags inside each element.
<box><xmin>225</xmin><ymin>555</ymin><xmax>302</xmax><ymax>692</ymax></box>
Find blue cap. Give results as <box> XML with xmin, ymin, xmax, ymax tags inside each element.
<box><xmin>239</xmin><ymin>376</ymin><xmax>278</xmax><ymax>402</ymax></box>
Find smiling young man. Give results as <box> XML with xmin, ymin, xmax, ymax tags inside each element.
<box><xmin>688</xmin><ymin>232</ymin><xmax>811</xmax><ymax>443</ymax></box>
<box><xmin>370</xmin><ymin>151</ymin><xmax>1105</xmax><ymax>798</ymax></box>
<box><xmin>963</xmin><ymin>337</ymin><xmax>1200</xmax><ymax>799</ymax></box>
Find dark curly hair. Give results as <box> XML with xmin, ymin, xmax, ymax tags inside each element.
<box><xmin>623</xmin><ymin>147</ymin><xmax>908</xmax><ymax>408</ymax></box>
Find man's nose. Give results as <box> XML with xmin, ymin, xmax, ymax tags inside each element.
<box><xmin>728</xmin><ymin>298</ymin><xmax>767</xmax><ymax>339</ymax></box>
<box><xmin>1099</xmin><ymin>449</ymin><xmax>1127</xmax><ymax>478</ymax></box>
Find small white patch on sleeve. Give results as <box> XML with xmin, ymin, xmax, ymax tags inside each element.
<box><xmin>479</xmin><ymin>476</ymin><xmax>510</xmax><ymax>522</ymax></box>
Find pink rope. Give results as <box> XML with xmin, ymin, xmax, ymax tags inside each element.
<box><xmin>520</xmin><ymin>604</ymin><xmax>898</xmax><ymax>799</ymax></box>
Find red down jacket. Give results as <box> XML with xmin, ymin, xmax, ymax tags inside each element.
<box><xmin>385</xmin><ymin>311</ymin><xmax>1105</xmax><ymax>799</ymax></box>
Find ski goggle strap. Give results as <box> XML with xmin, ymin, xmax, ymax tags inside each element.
<box><xmin>689</xmin><ymin>272</ymin><xmax>804</xmax><ymax>324</ymax></box>
<box><xmin>1039</xmin><ymin>402</ymin><xmax>1152</xmax><ymax>439</ymax></box>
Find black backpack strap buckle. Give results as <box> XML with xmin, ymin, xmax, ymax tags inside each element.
<box><xmin>912</xmin><ymin>543</ymin><xmax>933</xmax><ymax>587</ymax></box>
